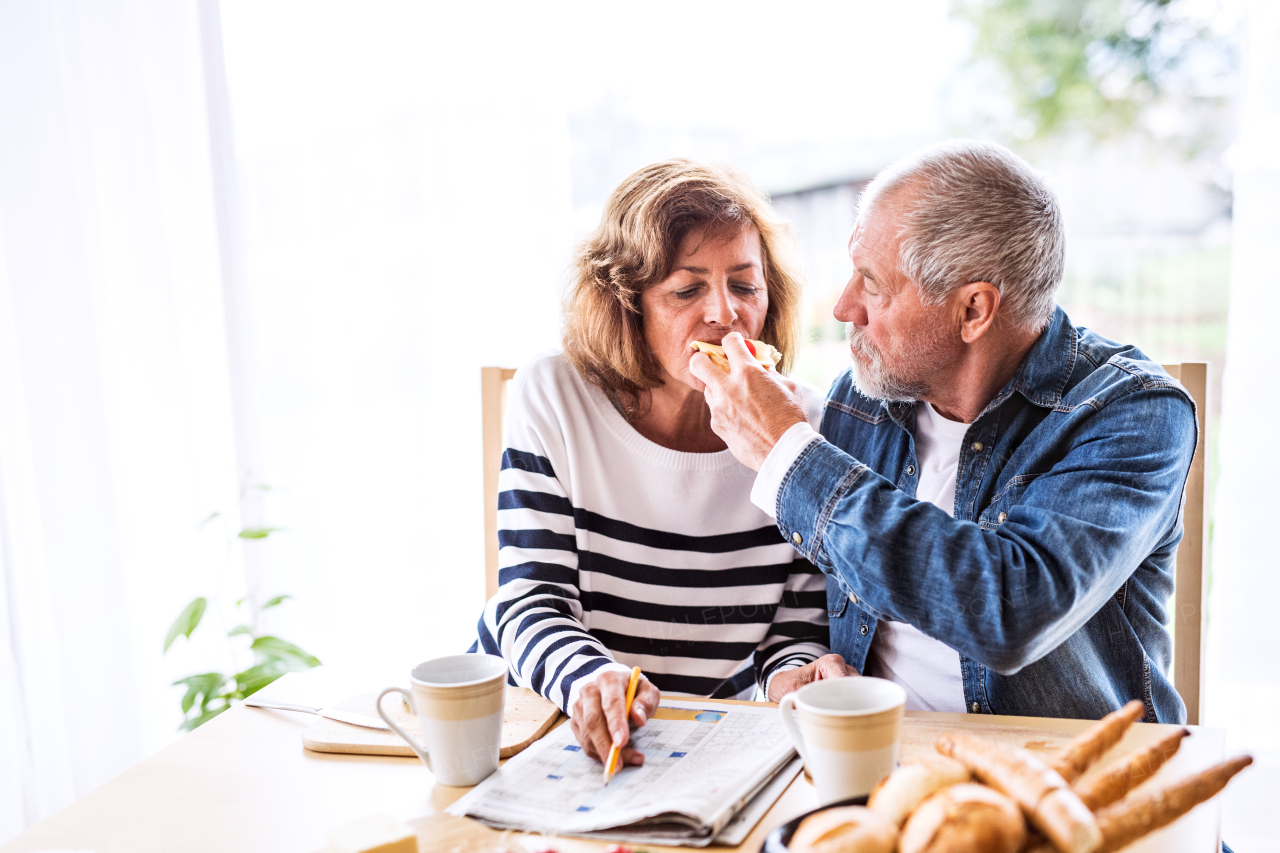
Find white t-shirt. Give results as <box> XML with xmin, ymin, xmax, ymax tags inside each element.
<box><xmin>862</xmin><ymin>402</ymin><xmax>966</xmax><ymax>712</ymax></box>
<box><xmin>750</xmin><ymin>400</ymin><xmax>969</xmax><ymax>713</ymax></box>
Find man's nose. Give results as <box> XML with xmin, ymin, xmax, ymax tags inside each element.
<box><xmin>833</xmin><ymin>278</ymin><xmax>868</xmax><ymax>326</ymax></box>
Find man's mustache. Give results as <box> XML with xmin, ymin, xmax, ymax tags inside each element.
<box><xmin>846</xmin><ymin>324</ymin><xmax>877</xmax><ymax>357</ymax></box>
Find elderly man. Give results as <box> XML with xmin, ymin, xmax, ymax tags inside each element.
<box><xmin>690</xmin><ymin>140</ymin><xmax>1196</xmax><ymax>723</ymax></box>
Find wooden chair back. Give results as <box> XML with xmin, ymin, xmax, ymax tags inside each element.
<box><xmin>481</xmin><ymin>367</ymin><xmax>518</xmax><ymax>601</ymax></box>
<box><xmin>1161</xmin><ymin>362</ymin><xmax>1209</xmax><ymax>725</ymax></box>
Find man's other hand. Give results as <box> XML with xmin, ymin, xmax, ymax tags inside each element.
<box><xmin>569</xmin><ymin>668</ymin><xmax>661</xmax><ymax>766</ymax></box>
<box><xmin>688</xmin><ymin>332</ymin><xmax>808</xmax><ymax>470</ymax></box>
<box><xmin>767</xmin><ymin>653</ymin><xmax>860</xmax><ymax>702</ymax></box>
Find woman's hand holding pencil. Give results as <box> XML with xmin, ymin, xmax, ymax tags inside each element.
<box><xmin>603</xmin><ymin>667</ymin><xmax>643</xmax><ymax>784</ymax></box>
<box><xmin>569</xmin><ymin>664</ymin><xmax>660</xmax><ymax>771</ymax></box>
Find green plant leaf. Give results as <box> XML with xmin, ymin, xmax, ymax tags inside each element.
<box><xmin>235</xmin><ymin>595</ymin><xmax>248</xmax><ymax>607</ymax></box>
<box><xmin>180</xmin><ymin>703</ymin><xmax>229</xmax><ymax>731</ymax></box>
<box><xmin>199</xmin><ymin>511</ymin><xmax>220</xmax><ymax>526</ymax></box>
<box><xmin>228</xmin><ymin>624</ymin><xmax>253</xmax><ymax>637</ymax></box>
<box><xmin>173</xmin><ymin>672</ymin><xmax>226</xmax><ymax>716</ymax></box>
<box><xmin>251</xmin><ymin>635</ymin><xmax>321</xmax><ymax>668</ymax></box>
<box><xmin>163</xmin><ymin>597</ymin><xmax>207</xmax><ymax>652</ymax></box>
<box><xmin>238</xmin><ymin>527</ymin><xmax>282</xmax><ymax>539</ymax></box>
<box><xmin>232</xmin><ymin>660</ymin><xmax>294</xmax><ymax>698</ymax></box>
<box><xmin>261</xmin><ymin>594</ymin><xmax>291</xmax><ymax>610</ymax></box>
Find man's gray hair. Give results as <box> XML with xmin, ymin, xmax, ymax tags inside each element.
<box><xmin>858</xmin><ymin>139</ymin><xmax>1065</xmax><ymax>333</ymax></box>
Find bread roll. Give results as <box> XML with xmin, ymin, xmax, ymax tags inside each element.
<box><xmin>899</xmin><ymin>783</ymin><xmax>1025</xmax><ymax>853</ymax></box>
<box><xmin>1074</xmin><ymin>727</ymin><xmax>1189</xmax><ymax>810</ymax></box>
<box><xmin>789</xmin><ymin>805</ymin><xmax>897</xmax><ymax>853</ymax></box>
<box><xmin>1023</xmin><ymin>752</ymin><xmax>1255</xmax><ymax>853</ymax></box>
<box><xmin>936</xmin><ymin>734</ymin><xmax>1100</xmax><ymax>853</ymax></box>
<box><xmin>868</xmin><ymin>757</ymin><xmax>970</xmax><ymax>827</ymax></box>
<box><xmin>1093</xmin><ymin>755</ymin><xmax>1253</xmax><ymax>853</ymax></box>
<box><xmin>1051</xmin><ymin>701</ymin><xmax>1145</xmax><ymax>784</ymax></box>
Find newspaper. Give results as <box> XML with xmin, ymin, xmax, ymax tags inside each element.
<box><xmin>446</xmin><ymin>699</ymin><xmax>797</xmax><ymax>846</ymax></box>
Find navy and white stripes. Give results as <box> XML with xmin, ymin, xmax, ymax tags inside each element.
<box><xmin>474</xmin><ymin>353</ymin><xmax>829</xmax><ymax>713</ymax></box>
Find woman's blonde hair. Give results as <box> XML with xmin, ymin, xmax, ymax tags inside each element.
<box><xmin>563</xmin><ymin>159</ymin><xmax>804</xmax><ymax>409</ymax></box>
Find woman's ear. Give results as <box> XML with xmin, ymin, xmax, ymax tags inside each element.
<box><xmin>954</xmin><ymin>282</ymin><xmax>1001</xmax><ymax>343</ymax></box>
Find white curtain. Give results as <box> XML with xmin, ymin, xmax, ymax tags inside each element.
<box><xmin>1207</xmin><ymin>0</ymin><xmax>1280</xmax><ymax>757</ymax></box>
<box><xmin>0</xmin><ymin>1</ymin><xmax>576</xmax><ymax>843</ymax></box>
<box><xmin>0</xmin><ymin>0</ymin><xmax>244</xmax><ymax>841</ymax></box>
<box><xmin>214</xmin><ymin>0</ymin><xmax>575</xmax><ymax>682</ymax></box>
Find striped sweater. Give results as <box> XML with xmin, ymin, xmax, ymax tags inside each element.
<box><xmin>474</xmin><ymin>352</ymin><xmax>829</xmax><ymax>713</ymax></box>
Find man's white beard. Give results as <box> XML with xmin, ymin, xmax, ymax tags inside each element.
<box><xmin>846</xmin><ymin>322</ymin><xmax>953</xmax><ymax>403</ymax></box>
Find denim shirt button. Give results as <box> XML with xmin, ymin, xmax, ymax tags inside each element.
<box><xmin>791</xmin><ymin>531</ymin><xmax>803</xmax><ymax>545</ymax></box>
<box><xmin>906</xmin><ymin>464</ymin><xmax>916</xmax><ymax>476</ymax></box>
<box><xmin>849</xmin><ymin>592</ymin><xmax>858</xmax><ymax>604</ymax></box>
<box><xmin>998</xmin><ymin>511</ymin><xmax>1007</xmax><ymax>523</ymax></box>
<box><xmin>971</xmin><ymin>702</ymin><xmax>980</xmax><ymax>713</ymax></box>
<box><xmin>859</xmin><ymin>624</ymin><xmax>869</xmax><ymax>635</ymax></box>
<box><xmin>971</xmin><ymin>441</ymin><xmax>984</xmax><ymax>453</ymax></box>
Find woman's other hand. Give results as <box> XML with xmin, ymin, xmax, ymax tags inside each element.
<box><xmin>569</xmin><ymin>668</ymin><xmax>662</xmax><ymax>766</ymax></box>
<box><xmin>767</xmin><ymin>653</ymin><xmax>859</xmax><ymax>702</ymax></box>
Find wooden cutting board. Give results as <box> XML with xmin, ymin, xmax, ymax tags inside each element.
<box><xmin>301</xmin><ymin>686</ymin><xmax>560</xmax><ymax>759</ymax></box>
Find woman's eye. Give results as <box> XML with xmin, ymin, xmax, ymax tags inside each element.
<box><xmin>674</xmin><ymin>287</ymin><xmax>700</xmax><ymax>300</ymax></box>
<box><xmin>732</xmin><ymin>284</ymin><xmax>760</xmax><ymax>296</ymax></box>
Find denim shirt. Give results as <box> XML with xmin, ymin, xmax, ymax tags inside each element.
<box><xmin>775</xmin><ymin>308</ymin><xmax>1197</xmax><ymax>723</ymax></box>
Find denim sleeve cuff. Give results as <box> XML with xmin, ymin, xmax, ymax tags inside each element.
<box><xmin>750</xmin><ymin>423</ymin><xmax>823</xmax><ymax>519</ymax></box>
<box><xmin>775</xmin><ymin>439</ymin><xmax>867</xmax><ymax>567</ymax></box>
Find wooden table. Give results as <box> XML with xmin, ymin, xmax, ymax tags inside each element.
<box><xmin>2</xmin><ymin>673</ymin><xmax>1225</xmax><ymax>853</ymax></box>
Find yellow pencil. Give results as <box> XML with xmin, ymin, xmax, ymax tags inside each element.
<box><xmin>603</xmin><ymin>666</ymin><xmax>643</xmax><ymax>785</ymax></box>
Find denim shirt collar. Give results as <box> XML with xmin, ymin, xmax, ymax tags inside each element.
<box><xmin>980</xmin><ymin>306</ymin><xmax>1077</xmax><ymax>415</ymax></box>
<box><xmin>878</xmin><ymin>306</ymin><xmax>1076</xmax><ymax>427</ymax></box>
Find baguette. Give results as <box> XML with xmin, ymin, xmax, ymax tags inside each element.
<box><xmin>899</xmin><ymin>783</ymin><xmax>1026</xmax><ymax>853</ymax></box>
<box><xmin>1093</xmin><ymin>755</ymin><xmax>1253</xmax><ymax>853</ymax></box>
<box><xmin>1074</xmin><ymin>727</ymin><xmax>1189</xmax><ymax>810</ymax></box>
<box><xmin>1051</xmin><ymin>701</ymin><xmax>1145</xmax><ymax>784</ymax></box>
<box><xmin>788</xmin><ymin>805</ymin><xmax>897</xmax><ymax>853</ymax></box>
<box><xmin>936</xmin><ymin>734</ymin><xmax>1100</xmax><ymax>853</ymax></box>
<box><xmin>868</xmin><ymin>756</ymin><xmax>971</xmax><ymax>827</ymax></box>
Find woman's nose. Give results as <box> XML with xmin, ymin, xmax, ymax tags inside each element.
<box><xmin>705</xmin><ymin>284</ymin><xmax>737</xmax><ymax>326</ymax></box>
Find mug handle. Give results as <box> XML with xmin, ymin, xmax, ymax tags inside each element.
<box><xmin>778</xmin><ymin>694</ymin><xmax>809</xmax><ymax>766</ymax></box>
<box><xmin>377</xmin><ymin>686</ymin><xmax>432</xmax><ymax>772</ymax></box>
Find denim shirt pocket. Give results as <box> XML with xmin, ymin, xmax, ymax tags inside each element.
<box><xmin>977</xmin><ymin>472</ymin><xmax>1044</xmax><ymax>529</ymax></box>
<box><xmin>826</xmin><ymin>574</ymin><xmax>850</xmax><ymax>618</ymax></box>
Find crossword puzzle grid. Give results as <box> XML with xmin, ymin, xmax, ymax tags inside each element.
<box><xmin>481</xmin><ymin>716</ymin><xmax>719</xmax><ymax>815</ymax></box>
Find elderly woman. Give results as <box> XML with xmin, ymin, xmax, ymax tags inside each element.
<box><xmin>474</xmin><ymin>160</ymin><xmax>853</xmax><ymax>769</ymax></box>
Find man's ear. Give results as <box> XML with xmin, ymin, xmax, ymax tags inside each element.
<box><xmin>953</xmin><ymin>282</ymin><xmax>1001</xmax><ymax>344</ymax></box>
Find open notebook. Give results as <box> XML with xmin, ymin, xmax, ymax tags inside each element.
<box><xmin>446</xmin><ymin>699</ymin><xmax>801</xmax><ymax>846</ymax></box>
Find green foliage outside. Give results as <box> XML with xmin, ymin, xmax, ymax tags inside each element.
<box><xmin>952</xmin><ymin>0</ymin><xmax>1236</xmax><ymax>151</ymax></box>
<box><xmin>164</xmin><ymin>523</ymin><xmax>320</xmax><ymax>731</ymax></box>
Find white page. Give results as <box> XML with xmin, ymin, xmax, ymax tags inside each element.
<box><xmin>712</xmin><ymin>756</ymin><xmax>803</xmax><ymax>846</ymax></box>
<box><xmin>446</xmin><ymin>700</ymin><xmax>795</xmax><ymax>839</ymax></box>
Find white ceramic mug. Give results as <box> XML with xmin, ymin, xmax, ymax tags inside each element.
<box><xmin>779</xmin><ymin>676</ymin><xmax>907</xmax><ymax>805</ymax></box>
<box><xmin>377</xmin><ymin>654</ymin><xmax>508</xmax><ymax>787</ymax></box>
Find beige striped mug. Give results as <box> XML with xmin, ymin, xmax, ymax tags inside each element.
<box><xmin>377</xmin><ymin>654</ymin><xmax>508</xmax><ymax>786</ymax></box>
<box><xmin>779</xmin><ymin>676</ymin><xmax>907</xmax><ymax>804</ymax></box>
